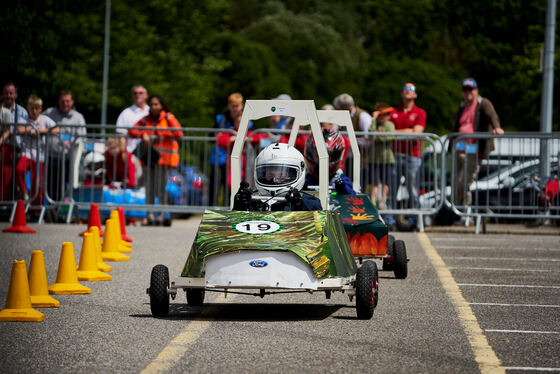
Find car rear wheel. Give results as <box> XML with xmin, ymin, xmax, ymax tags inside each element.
<box><xmin>356</xmin><ymin>261</ymin><xmax>378</xmax><ymax>319</ymax></box>
<box><xmin>186</xmin><ymin>288</ymin><xmax>205</xmax><ymax>306</ymax></box>
<box><xmin>393</xmin><ymin>240</ymin><xmax>408</xmax><ymax>279</ymax></box>
<box><xmin>150</xmin><ymin>264</ymin><xmax>170</xmax><ymax>317</ymax></box>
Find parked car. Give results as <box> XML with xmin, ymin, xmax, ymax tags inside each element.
<box><xmin>419</xmin><ymin>158</ymin><xmax>559</xmax><ymax>225</ymax></box>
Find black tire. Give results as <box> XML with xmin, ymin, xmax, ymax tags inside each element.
<box><xmin>150</xmin><ymin>265</ymin><xmax>170</xmax><ymax>317</ymax></box>
<box><xmin>383</xmin><ymin>235</ymin><xmax>394</xmax><ymax>271</ymax></box>
<box><xmin>393</xmin><ymin>240</ymin><xmax>408</xmax><ymax>279</ymax></box>
<box><xmin>186</xmin><ymin>288</ymin><xmax>205</xmax><ymax>306</ymax></box>
<box><xmin>355</xmin><ymin>261</ymin><xmax>379</xmax><ymax>319</ymax></box>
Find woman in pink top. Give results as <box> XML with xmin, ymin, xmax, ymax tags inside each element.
<box><xmin>451</xmin><ymin>78</ymin><xmax>503</xmax><ymax>207</ymax></box>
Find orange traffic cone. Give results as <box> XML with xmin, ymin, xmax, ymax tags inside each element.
<box><xmin>117</xmin><ymin>207</ymin><xmax>133</xmax><ymax>243</ymax></box>
<box><xmin>109</xmin><ymin>211</ymin><xmax>132</xmax><ymax>253</ymax></box>
<box><xmin>80</xmin><ymin>203</ymin><xmax>103</xmax><ymax>237</ymax></box>
<box><xmin>101</xmin><ymin>219</ymin><xmax>130</xmax><ymax>262</ymax></box>
<box><xmin>0</xmin><ymin>260</ymin><xmax>44</xmax><ymax>321</ymax></box>
<box><xmin>28</xmin><ymin>250</ymin><xmax>60</xmax><ymax>307</ymax></box>
<box><xmin>3</xmin><ymin>200</ymin><xmax>36</xmax><ymax>234</ymax></box>
<box><xmin>89</xmin><ymin>226</ymin><xmax>112</xmax><ymax>272</ymax></box>
<box><xmin>48</xmin><ymin>242</ymin><xmax>91</xmax><ymax>294</ymax></box>
<box><xmin>77</xmin><ymin>233</ymin><xmax>112</xmax><ymax>281</ymax></box>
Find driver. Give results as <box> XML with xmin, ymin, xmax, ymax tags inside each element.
<box><xmin>304</xmin><ymin>128</ymin><xmax>355</xmax><ymax>195</ymax></box>
<box><xmin>233</xmin><ymin>143</ymin><xmax>322</xmax><ymax>211</ymax></box>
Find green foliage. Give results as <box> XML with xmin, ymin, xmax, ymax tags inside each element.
<box><xmin>1</xmin><ymin>0</ymin><xmax>559</xmax><ymax>131</ymax></box>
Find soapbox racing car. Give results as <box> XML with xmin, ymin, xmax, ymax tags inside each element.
<box><xmin>147</xmin><ymin>100</ymin><xmax>379</xmax><ymax>319</ymax></box>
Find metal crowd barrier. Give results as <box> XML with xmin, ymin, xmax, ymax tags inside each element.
<box><xmin>446</xmin><ymin>132</ymin><xmax>560</xmax><ymax>233</ymax></box>
<box><xmin>3</xmin><ymin>122</ymin><xmax>559</xmax><ymax>233</ymax></box>
<box><xmin>0</xmin><ymin>122</ymin><xmax>42</xmax><ymax>220</ymax></box>
<box><xmin>40</xmin><ymin>124</ymin><xmax>238</xmax><ymax>223</ymax></box>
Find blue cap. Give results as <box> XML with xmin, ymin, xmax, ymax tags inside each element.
<box><xmin>461</xmin><ymin>78</ymin><xmax>477</xmax><ymax>88</ymax></box>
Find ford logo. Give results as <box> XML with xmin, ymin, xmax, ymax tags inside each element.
<box><xmin>249</xmin><ymin>260</ymin><xmax>268</xmax><ymax>268</ymax></box>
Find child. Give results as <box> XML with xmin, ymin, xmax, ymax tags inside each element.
<box><xmin>16</xmin><ymin>95</ymin><xmax>57</xmax><ymax>205</ymax></box>
<box><xmin>370</xmin><ymin>103</ymin><xmax>395</xmax><ymax>209</ymax></box>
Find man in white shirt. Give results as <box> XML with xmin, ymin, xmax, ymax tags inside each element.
<box><xmin>116</xmin><ymin>85</ymin><xmax>149</xmax><ymax>153</ymax></box>
<box><xmin>116</xmin><ymin>86</ymin><xmax>149</xmax><ymax>186</ymax></box>
<box><xmin>2</xmin><ymin>82</ymin><xmax>28</xmax><ymax>123</ymax></box>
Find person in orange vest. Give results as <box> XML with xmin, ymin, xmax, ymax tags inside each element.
<box><xmin>129</xmin><ymin>95</ymin><xmax>182</xmax><ymax>225</ymax></box>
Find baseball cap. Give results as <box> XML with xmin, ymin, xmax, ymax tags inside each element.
<box><xmin>461</xmin><ymin>78</ymin><xmax>478</xmax><ymax>88</ymax></box>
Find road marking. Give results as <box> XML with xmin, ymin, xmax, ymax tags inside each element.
<box><xmin>448</xmin><ymin>266</ymin><xmax>557</xmax><ymax>273</ymax></box>
<box><xmin>142</xmin><ymin>293</ymin><xmax>233</xmax><ymax>374</ymax></box>
<box><xmin>470</xmin><ymin>302</ymin><xmax>560</xmax><ymax>308</ymax></box>
<box><xmin>457</xmin><ymin>283</ymin><xmax>560</xmax><ymax>289</ymax></box>
<box><xmin>417</xmin><ymin>232</ymin><xmax>505</xmax><ymax>374</ymax></box>
<box><xmin>486</xmin><ymin>329</ymin><xmax>560</xmax><ymax>335</ymax></box>
<box><xmin>435</xmin><ymin>246</ymin><xmax>560</xmax><ymax>251</ymax></box>
<box><xmin>504</xmin><ymin>367</ymin><xmax>560</xmax><ymax>372</ymax></box>
<box><xmin>444</xmin><ymin>256</ymin><xmax>560</xmax><ymax>262</ymax></box>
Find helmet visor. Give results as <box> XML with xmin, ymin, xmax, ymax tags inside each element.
<box><xmin>256</xmin><ymin>164</ymin><xmax>299</xmax><ymax>187</ymax></box>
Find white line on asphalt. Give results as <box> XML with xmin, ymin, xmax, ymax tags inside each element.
<box><xmin>448</xmin><ymin>266</ymin><xmax>557</xmax><ymax>273</ymax></box>
<box><xmin>504</xmin><ymin>367</ymin><xmax>560</xmax><ymax>372</ymax></box>
<box><xmin>469</xmin><ymin>302</ymin><xmax>560</xmax><ymax>308</ymax></box>
<box><xmin>436</xmin><ymin>246</ymin><xmax>560</xmax><ymax>251</ymax></box>
<box><xmin>458</xmin><ymin>283</ymin><xmax>560</xmax><ymax>289</ymax></box>
<box><xmin>444</xmin><ymin>256</ymin><xmax>560</xmax><ymax>262</ymax></box>
<box><xmin>417</xmin><ymin>232</ymin><xmax>505</xmax><ymax>374</ymax></box>
<box><xmin>486</xmin><ymin>329</ymin><xmax>560</xmax><ymax>335</ymax></box>
<box><xmin>141</xmin><ymin>293</ymin><xmax>233</xmax><ymax>374</ymax></box>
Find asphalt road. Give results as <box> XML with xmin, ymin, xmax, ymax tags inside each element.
<box><xmin>0</xmin><ymin>218</ymin><xmax>558</xmax><ymax>373</ymax></box>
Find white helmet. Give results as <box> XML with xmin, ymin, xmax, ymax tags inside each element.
<box><xmin>254</xmin><ymin>143</ymin><xmax>306</xmax><ymax>196</ymax></box>
<box><xmin>84</xmin><ymin>152</ymin><xmax>105</xmax><ymax>177</ymax></box>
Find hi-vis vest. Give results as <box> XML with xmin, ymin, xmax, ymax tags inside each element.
<box><xmin>142</xmin><ymin>114</ymin><xmax>179</xmax><ymax>167</ymax></box>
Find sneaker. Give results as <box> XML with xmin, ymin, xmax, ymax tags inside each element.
<box><xmin>384</xmin><ymin>214</ymin><xmax>396</xmax><ymax>227</ymax></box>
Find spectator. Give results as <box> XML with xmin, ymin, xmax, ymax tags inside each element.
<box><xmin>116</xmin><ymin>85</ymin><xmax>149</xmax><ymax>152</ymax></box>
<box><xmin>387</xmin><ymin>82</ymin><xmax>427</xmax><ymax>230</ymax></box>
<box><xmin>104</xmin><ymin>137</ymin><xmax>136</xmax><ymax>189</ymax></box>
<box><xmin>370</xmin><ymin>103</ymin><xmax>395</xmax><ymax>209</ymax></box>
<box><xmin>43</xmin><ymin>90</ymin><xmax>87</xmax><ymax>201</ymax></box>
<box><xmin>209</xmin><ymin>93</ymin><xmax>250</xmax><ymax>206</ymax></box>
<box><xmin>215</xmin><ymin>106</ymin><xmax>266</xmax><ymax>202</ymax></box>
<box><xmin>451</xmin><ymin>78</ymin><xmax>503</xmax><ymax>209</ymax></box>
<box><xmin>1</xmin><ymin>108</ymin><xmax>14</xmax><ymax>200</ymax></box>
<box><xmin>2</xmin><ymin>82</ymin><xmax>28</xmax><ymax>123</ymax></box>
<box><xmin>116</xmin><ymin>85</ymin><xmax>148</xmax><ymax>185</ymax></box>
<box><xmin>129</xmin><ymin>95</ymin><xmax>182</xmax><ymax>225</ymax></box>
<box><xmin>333</xmin><ymin>93</ymin><xmax>372</xmax><ymax>136</ymax></box>
<box><xmin>319</xmin><ymin>103</ymin><xmax>337</xmax><ymax>131</ymax></box>
<box><xmin>333</xmin><ymin>93</ymin><xmax>372</xmax><ymax>192</ymax></box>
<box><xmin>16</xmin><ymin>95</ymin><xmax>57</xmax><ymax>205</ymax></box>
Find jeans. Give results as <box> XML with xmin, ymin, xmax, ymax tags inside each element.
<box><xmin>390</xmin><ymin>155</ymin><xmax>422</xmax><ymax>210</ymax></box>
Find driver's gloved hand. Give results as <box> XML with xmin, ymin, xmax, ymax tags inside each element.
<box><xmin>233</xmin><ymin>181</ymin><xmax>252</xmax><ymax>210</ymax></box>
<box><xmin>334</xmin><ymin>177</ymin><xmax>347</xmax><ymax>195</ymax></box>
<box><xmin>286</xmin><ymin>187</ymin><xmax>303</xmax><ymax>210</ymax></box>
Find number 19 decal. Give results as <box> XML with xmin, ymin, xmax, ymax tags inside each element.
<box><xmin>234</xmin><ymin>220</ymin><xmax>281</xmax><ymax>235</ymax></box>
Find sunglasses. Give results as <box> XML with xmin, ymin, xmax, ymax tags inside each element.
<box><xmin>133</xmin><ymin>91</ymin><xmax>146</xmax><ymax>95</ymax></box>
<box><xmin>403</xmin><ymin>86</ymin><xmax>416</xmax><ymax>92</ymax></box>
<box><xmin>461</xmin><ymin>86</ymin><xmax>474</xmax><ymax>92</ymax></box>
